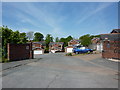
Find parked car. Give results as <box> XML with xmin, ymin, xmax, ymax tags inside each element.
<box><xmin>73</xmin><ymin>46</ymin><xmax>93</xmax><ymax>54</ymax></box>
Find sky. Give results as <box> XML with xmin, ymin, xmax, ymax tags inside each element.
<box><xmin>2</xmin><ymin>2</ymin><xmax>118</xmax><ymax>39</ymax></box>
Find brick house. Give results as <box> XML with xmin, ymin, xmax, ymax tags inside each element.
<box><xmin>68</xmin><ymin>39</ymin><xmax>81</xmax><ymax>46</ymax></box>
<box><xmin>65</xmin><ymin>39</ymin><xmax>81</xmax><ymax>53</ymax></box>
<box><xmin>89</xmin><ymin>37</ymin><xmax>103</xmax><ymax>52</ymax></box>
<box><xmin>100</xmin><ymin>29</ymin><xmax>120</xmax><ymax>60</ymax></box>
<box><xmin>32</xmin><ymin>41</ymin><xmax>46</xmax><ymax>54</ymax></box>
<box><xmin>49</xmin><ymin>42</ymin><xmax>64</xmax><ymax>53</ymax></box>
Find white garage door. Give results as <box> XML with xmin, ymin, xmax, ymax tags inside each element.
<box><xmin>67</xmin><ymin>48</ymin><xmax>73</xmax><ymax>53</ymax></box>
<box><xmin>34</xmin><ymin>50</ymin><xmax>43</xmax><ymax>54</ymax></box>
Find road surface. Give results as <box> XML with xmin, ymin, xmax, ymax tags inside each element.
<box><xmin>2</xmin><ymin>53</ymin><xmax>118</xmax><ymax>88</ymax></box>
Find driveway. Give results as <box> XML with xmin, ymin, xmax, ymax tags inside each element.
<box><xmin>2</xmin><ymin>53</ymin><xmax>118</xmax><ymax>88</ymax></box>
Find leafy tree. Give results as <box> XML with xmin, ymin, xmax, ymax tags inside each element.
<box><xmin>59</xmin><ymin>36</ymin><xmax>73</xmax><ymax>47</ymax></box>
<box><xmin>79</xmin><ymin>34</ymin><xmax>91</xmax><ymax>47</ymax></box>
<box><xmin>55</xmin><ymin>37</ymin><xmax>59</xmax><ymax>42</ymax></box>
<box><xmin>19</xmin><ymin>32</ymin><xmax>28</xmax><ymax>44</ymax></box>
<box><xmin>2</xmin><ymin>26</ymin><xmax>13</xmax><ymax>58</ymax></box>
<box><xmin>45</xmin><ymin>34</ymin><xmax>53</xmax><ymax>50</ymax></box>
<box><xmin>26</xmin><ymin>31</ymin><xmax>34</xmax><ymax>40</ymax></box>
<box><xmin>66</xmin><ymin>36</ymin><xmax>73</xmax><ymax>41</ymax></box>
<box><xmin>90</xmin><ymin>35</ymin><xmax>100</xmax><ymax>39</ymax></box>
<box><xmin>11</xmin><ymin>31</ymin><xmax>20</xmax><ymax>44</ymax></box>
<box><xmin>79</xmin><ymin>34</ymin><xmax>100</xmax><ymax>47</ymax></box>
<box><xmin>1</xmin><ymin>26</ymin><xmax>28</xmax><ymax>58</ymax></box>
<box><xmin>33</xmin><ymin>32</ymin><xmax>44</xmax><ymax>41</ymax></box>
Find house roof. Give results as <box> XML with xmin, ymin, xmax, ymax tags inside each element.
<box><xmin>92</xmin><ymin>37</ymin><xmax>100</xmax><ymax>41</ymax></box>
<box><xmin>111</xmin><ymin>29</ymin><xmax>120</xmax><ymax>33</ymax></box>
<box><xmin>32</xmin><ymin>41</ymin><xmax>46</xmax><ymax>46</ymax></box>
<box><xmin>49</xmin><ymin>42</ymin><xmax>64</xmax><ymax>46</ymax></box>
<box><xmin>69</xmin><ymin>39</ymin><xmax>80</xmax><ymax>42</ymax></box>
<box><xmin>100</xmin><ymin>34</ymin><xmax>120</xmax><ymax>41</ymax></box>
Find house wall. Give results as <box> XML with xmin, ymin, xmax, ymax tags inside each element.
<box><xmin>96</xmin><ymin>43</ymin><xmax>103</xmax><ymax>52</ymax></box>
<box><xmin>7</xmin><ymin>43</ymin><xmax>33</xmax><ymax>61</ymax></box>
<box><xmin>102</xmin><ymin>41</ymin><xmax>120</xmax><ymax>59</ymax></box>
<box><xmin>88</xmin><ymin>44</ymin><xmax>97</xmax><ymax>50</ymax></box>
<box><xmin>101</xmin><ymin>31</ymin><xmax>120</xmax><ymax>59</ymax></box>
<box><xmin>49</xmin><ymin>44</ymin><xmax>63</xmax><ymax>51</ymax></box>
<box><xmin>65</xmin><ymin>46</ymin><xmax>74</xmax><ymax>53</ymax></box>
<box><xmin>34</xmin><ymin>50</ymin><xmax>44</xmax><ymax>54</ymax></box>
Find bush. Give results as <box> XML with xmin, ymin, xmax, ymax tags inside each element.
<box><xmin>1</xmin><ymin>57</ymin><xmax>9</xmax><ymax>63</ymax></box>
<box><xmin>66</xmin><ymin>53</ymin><xmax>72</xmax><ymax>56</ymax></box>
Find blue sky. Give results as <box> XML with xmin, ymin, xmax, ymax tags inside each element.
<box><xmin>2</xmin><ymin>2</ymin><xmax>118</xmax><ymax>39</ymax></box>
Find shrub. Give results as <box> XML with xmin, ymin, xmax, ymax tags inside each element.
<box><xmin>66</xmin><ymin>53</ymin><xmax>72</xmax><ymax>56</ymax></box>
<box><xmin>1</xmin><ymin>57</ymin><xmax>9</xmax><ymax>63</ymax></box>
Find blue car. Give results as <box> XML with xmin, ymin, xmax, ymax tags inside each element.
<box><xmin>73</xmin><ymin>46</ymin><xmax>93</xmax><ymax>54</ymax></box>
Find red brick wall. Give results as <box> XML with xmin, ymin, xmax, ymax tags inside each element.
<box><xmin>102</xmin><ymin>41</ymin><xmax>120</xmax><ymax>59</ymax></box>
<box><xmin>7</xmin><ymin>43</ymin><xmax>33</xmax><ymax>61</ymax></box>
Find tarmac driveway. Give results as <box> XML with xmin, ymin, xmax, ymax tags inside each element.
<box><xmin>2</xmin><ymin>53</ymin><xmax>119</xmax><ymax>88</ymax></box>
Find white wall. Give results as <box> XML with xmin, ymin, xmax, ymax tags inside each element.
<box><xmin>34</xmin><ymin>50</ymin><xmax>43</xmax><ymax>54</ymax></box>
<box><xmin>66</xmin><ymin>48</ymin><xmax>73</xmax><ymax>53</ymax></box>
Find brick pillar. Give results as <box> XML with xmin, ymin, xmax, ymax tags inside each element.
<box><xmin>7</xmin><ymin>43</ymin><xmax>10</xmax><ymax>60</ymax></box>
<box><xmin>29</xmin><ymin>42</ymin><xmax>33</xmax><ymax>59</ymax></box>
<box><xmin>118</xmin><ymin>41</ymin><xmax>120</xmax><ymax>60</ymax></box>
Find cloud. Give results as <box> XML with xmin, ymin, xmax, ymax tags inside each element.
<box><xmin>9</xmin><ymin>2</ymin><xmax>66</xmax><ymax>36</ymax></box>
<box><xmin>76</xmin><ymin>3</ymin><xmax>113</xmax><ymax>24</ymax></box>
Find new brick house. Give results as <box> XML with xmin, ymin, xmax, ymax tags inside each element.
<box><xmin>65</xmin><ymin>39</ymin><xmax>81</xmax><ymax>53</ymax></box>
<box><xmin>100</xmin><ymin>29</ymin><xmax>120</xmax><ymax>60</ymax></box>
<box><xmin>32</xmin><ymin>41</ymin><xmax>46</xmax><ymax>54</ymax></box>
<box><xmin>49</xmin><ymin>42</ymin><xmax>64</xmax><ymax>53</ymax></box>
<box><xmin>68</xmin><ymin>39</ymin><xmax>81</xmax><ymax>46</ymax></box>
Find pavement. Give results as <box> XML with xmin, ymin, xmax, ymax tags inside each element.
<box><xmin>2</xmin><ymin>53</ymin><xmax>119</xmax><ymax>88</ymax></box>
<box><xmin>73</xmin><ymin>53</ymin><xmax>119</xmax><ymax>71</ymax></box>
<box><xmin>1</xmin><ymin>58</ymin><xmax>42</xmax><ymax>72</ymax></box>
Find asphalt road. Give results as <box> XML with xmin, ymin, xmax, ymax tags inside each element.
<box><xmin>2</xmin><ymin>53</ymin><xmax>119</xmax><ymax>88</ymax></box>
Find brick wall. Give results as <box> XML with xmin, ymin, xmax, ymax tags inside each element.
<box><xmin>102</xmin><ymin>41</ymin><xmax>120</xmax><ymax>59</ymax></box>
<box><xmin>7</xmin><ymin>43</ymin><xmax>33</xmax><ymax>61</ymax></box>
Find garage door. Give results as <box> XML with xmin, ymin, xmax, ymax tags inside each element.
<box><xmin>34</xmin><ymin>50</ymin><xmax>43</xmax><ymax>54</ymax></box>
<box><xmin>67</xmin><ymin>48</ymin><xmax>73</xmax><ymax>53</ymax></box>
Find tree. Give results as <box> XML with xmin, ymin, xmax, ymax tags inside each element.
<box><xmin>33</xmin><ymin>32</ymin><xmax>44</xmax><ymax>41</ymax></box>
<box><xmin>79</xmin><ymin>34</ymin><xmax>91</xmax><ymax>47</ymax></box>
<box><xmin>1</xmin><ymin>26</ymin><xmax>28</xmax><ymax>58</ymax></box>
<box><xmin>2</xmin><ymin>26</ymin><xmax>13</xmax><ymax>58</ymax></box>
<box><xmin>45</xmin><ymin>34</ymin><xmax>53</xmax><ymax>48</ymax></box>
<box><xmin>11</xmin><ymin>31</ymin><xmax>20</xmax><ymax>44</ymax></box>
<box><xmin>59</xmin><ymin>38</ymin><xmax>67</xmax><ymax>47</ymax></box>
<box><xmin>26</xmin><ymin>31</ymin><xmax>34</xmax><ymax>40</ymax></box>
<box><xmin>59</xmin><ymin>36</ymin><xmax>73</xmax><ymax>47</ymax></box>
<box><xmin>55</xmin><ymin>37</ymin><xmax>59</xmax><ymax>42</ymax></box>
<box><xmin>19</xmin><ymin>32</ymin><xmax>28</xmax><ymax>44</ymax></box>
<box><xmin>90</xmin><ymin>35</ymin><xmax>100</xmax><ymax>39</ymax></box>
<box><xmin>66</xmin><ymin>36</ymin><xmax>73</xmax><ymax>42</ymax></box>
